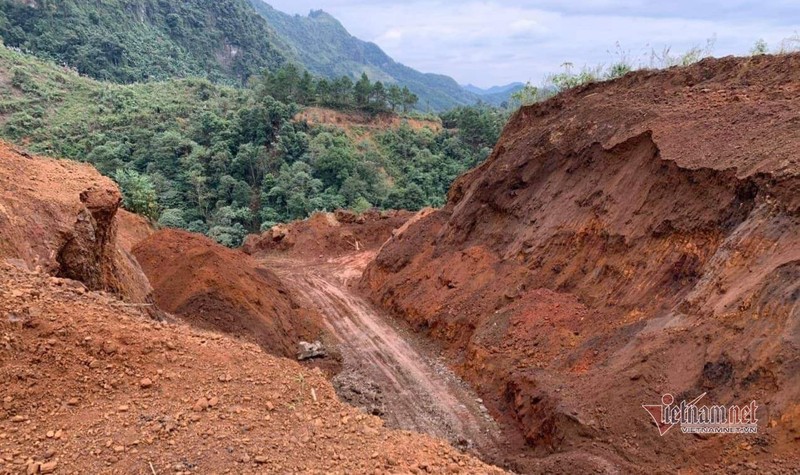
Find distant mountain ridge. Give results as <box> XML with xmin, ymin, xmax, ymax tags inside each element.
<box><xmin>0</xmin><ymin>0</ymin><xmax>509</xmax><ymax>111</ymax></box>
<box><xmin>462</xmin><ymin>82</ymin><xmax>525</xmax><ymax>96</ymax></box>
<box><xmin>247</xmin><ymin>1</ymin><xmax>480</xmax><ymax>111</ymax></box>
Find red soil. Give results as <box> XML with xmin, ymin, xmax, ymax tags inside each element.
<box><xmin>0</xmin><ymin>262</ymin><xmax>503</xmax><ymax>474</ymax></box>
<box><xmin>296</xmin><ymin>107</ymin><xmax>442</xmax><ymax>136</ymax></box>
<box><xmin>0</xmin><ymin>141</ymin><xmax>153</xmax><ymax>307</ymax></box>
<box><xmin>133</xmin><ymin>229</ymin><xmax>325</xmax><ymax>359</ymax></box>
<box><xmin>362</xmin><ymin>54</ymin><xmax>800</xmax><ymax>472</ymax></box>
<box><xmin>243</xmin><ymin>209</ymin><xmax>414</xmax><ymax>259</ymax></box>
<box><xmin>115</xmin><ymin>209</ymin><xmax>155</xmax><ymax>253</ymax></box>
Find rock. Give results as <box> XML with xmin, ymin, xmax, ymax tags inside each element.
<box><xmin>26</xmin><ymin>461</ymin><xmax>41</xmax><ymax>475</ymax></box>
<box><xmin>193</xmin><ymin>397</ymin><xmax>209</xmax><ymax>412</ymax></box>
<box><xmin>255</xmin><ymin>455</ymin><xmax>268</xmax><ymax>464</ymax></box>
<box><xmin>139</xmin><ymin>378</ymin><xmax>153</xmax><ymax>389</ymax></box>
<box><xmin>40</xmin><ymin>461</ymin><xmax>57</xmax><ymax>474</ymax></box>
<box><xmin>297</xmin><ymin>341</ymin><xmax>326</xmax><ymax>361</ymax></box>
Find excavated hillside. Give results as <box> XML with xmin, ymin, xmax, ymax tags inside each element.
<box><xmin>362</xmin><ymin>54</ymin><xmax>800</xmax><ymax>472</ymax></box>
<box><xmin>133</xmin><ymin>230</ymin><xmax>325</xmax><ymax>360</ymax></box>
<box><xmin>0</xmin><ymin>142</ymin><xmax>505</xmax><ymax>474</ymax></box>
<box><xmin>0</xmin><ymin>263</ymin><xmax>503</xmax><ymax>475</ymax></box>
<box><xmin>0</xmin><ymin>142</ymin><xmax>153</xmax><ymax>307</ymax></box>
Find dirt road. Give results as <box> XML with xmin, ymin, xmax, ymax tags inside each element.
<box><xmin>264</xmin><ymin>253</ymin><xmax>507</xmax><ymax>464</ymax></box>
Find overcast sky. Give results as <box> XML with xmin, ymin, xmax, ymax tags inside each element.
<box><xmin>262</xmin><ymin>0</ymin><xmax>800</xmax><ymax>88</ymax></box>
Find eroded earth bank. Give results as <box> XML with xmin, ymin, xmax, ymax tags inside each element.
<box><xmin>360</xmin><ymin>54</ymin><xmax>800</xmax><ymax>472</ymax></box>
<box><xmin>0</xmin><ymin>145</ymin><xmax>504</xmax><ymax>474</ymax></box>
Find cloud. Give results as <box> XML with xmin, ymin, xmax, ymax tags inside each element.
<box><xmin>263</xmin><ymin>0</ymin><xmax>800</xmax><ymax>87</ymax></box>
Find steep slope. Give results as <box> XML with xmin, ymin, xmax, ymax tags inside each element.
<box><xmin>133</xmin><ymin>229</ymin><xmax>324</xmax><ymax>359</ymax></box>
<box><xmin>0</xmin><ymin>0</ymin><xmax>286</xmax><ymax>84</ymax></box>
<box><xmin>0</xmin><ymin>262</ymin><xmax>505</xmax><ymax>474</ymax></box>
<box><xmin>362</xmin><ymin>54</ymin><xmax>800</xmax><ymax>472</ymax></box>
<box><xmin>1</xmin><ymin>0</ymin><xmax>486</xmax><ymax>110</ymax></box>
<box><xmin>0</xmin><ymin>141</ymin><xmax>153</xmax><ymax>307</ymax></box>
<box><xmin>248</xmin><ymin>1</ymin><xmax>480</xmax><ymax>111</ymax></box>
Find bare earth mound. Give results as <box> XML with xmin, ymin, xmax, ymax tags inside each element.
<box><xmin>0</xmin><ymin>263</ymin><xmax>504</xmax><ymax>474</ymax></box>
<box><xmin>243</xmin><ymin>209</ymin><xmax>413</xmax><ymax>259</ymax></box>
<box><xmin>133</xmin><ymin>229</ymin><xmax>325</xmax><ymax>359</ymax></box>
<box><xmin>0</xmin><ymin>141</ymin><xmax>153</xmax><ymax>307</ymax></box>
<box><xmin>362</xmin><ymin>54</ymin><xmax>800</xmax><ymax>472</ymax></box>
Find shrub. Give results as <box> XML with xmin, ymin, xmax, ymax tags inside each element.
<box><xmin>114</xmin><ymin>168</ymin><xmax>160</xmax><ymax>220</ymax></box>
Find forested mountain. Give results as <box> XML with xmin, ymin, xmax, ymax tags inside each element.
<box><xmin>246</xmin><ymin>1</ymin><xmax>480</xmax><ymax>111</ymax></box>
<box><xmin>0</xmin><ymin>0</ymin><xmax>488</xmax><ymax>110</ymax></box>
<box><xmin>0</xmin><ymin>44</ymin><xmax>505</xmax><ymax>246</ymax></box>
<box><xmin>0</xmin><ymin>0</ymin><xmax>286</xmax><ymax>84</ymax></box>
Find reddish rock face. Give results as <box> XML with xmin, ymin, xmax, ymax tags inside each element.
<box><xmin>0</xmin><ymin>141</ymin><xmax>154</xmax><ymax>307</ymax></box>
<box><xmin>361</xmin><ymin>54</ymin><xmax>800</xmax><ymax>471</ymax></box>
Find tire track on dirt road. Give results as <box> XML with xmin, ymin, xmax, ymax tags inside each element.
<box><xmin>264</xmin><ymin>254</ymin><xmax>507</xmax><ymax>464</ymax></box>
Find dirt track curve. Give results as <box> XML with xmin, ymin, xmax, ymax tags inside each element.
<box><xmin>265</xmin><ymin>253</ymin><xmax>507</xmax><ymax>464</ymax></box>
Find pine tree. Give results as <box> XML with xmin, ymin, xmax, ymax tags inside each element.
<box><xmin>354</xmin><ymin>73</ymin><xmax>372</xmax><ymax>109</ymax></box>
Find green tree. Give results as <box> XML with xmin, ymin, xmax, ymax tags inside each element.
<box><xmin>401</xmin><ymin>86</ymin><xmax>418</xmax><ymax>112</ymax></box>
<box><xmin>297</xmin><ymin>70</ymin><xmax>314</xmax><ymax>104</ymax></box>
<box><xmin>158</xmin><ymin>208</ymin><xmax>187</xmax><ymax>228</ymax></box>
<box><xmin>265</xmin><ymin>161</ymin><xmax>324</xmax><ymax>220</ymax></box>
<box><xmin>371</xmin><ymin>81</ymin><xmax>388</xmax><ymax>112</ymax></box>
<box><xmin>387</xmin><ymin>84</ymin><xmax>403</xmax><ymax>112</ymax></box>
<box><xmin>354</xmin><ymin>73</ymin><xmax>372</xmax><ymax>109</ymax></box>
<box><xmin>114</xmin><ymin>169</ymin><xmax>159</xmax><ymax>220</ymax></box>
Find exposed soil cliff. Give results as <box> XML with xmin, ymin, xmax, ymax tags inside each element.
<box><xmin>362</xmin><ymin>54</ymin><xmax>800</xmax><ymax>472</ymax></box>
<box><xmin>0</xmin><ymin>141</ymin><xmax>153</xmax><ymax>306</ymax></box>
<box><xmin>134</xmin><ymin>229</ymin><xmax>325</xmax><ymax>359</ymax></box>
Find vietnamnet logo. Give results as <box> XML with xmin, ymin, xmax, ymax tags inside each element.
<box><xmin>642</xmin><ymin>393</ymin><xmax>758</xmax><ymax>436</ymax></box>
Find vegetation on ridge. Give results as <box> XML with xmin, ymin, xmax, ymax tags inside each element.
<box><xmin>0</xmin><ymin>45</ymin><xmax>505</xmax><ymax>246</ymax></box>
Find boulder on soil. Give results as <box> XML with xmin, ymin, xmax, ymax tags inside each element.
<box><xmin>297</xmin><ymin>340</ymin><xmax>327</xmax><ymax>361</ymax></box>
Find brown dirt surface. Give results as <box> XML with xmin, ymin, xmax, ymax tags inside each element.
<box><xmin>296</xmin><ymin>107</ymin><xmax>442</xmax><ymax>137</ymax></box>
<box><xmin>0</xmin><ymin>141</ymin><xmax>153</xmax><ymax>307</ymax></box>
<box><xmin>265</xmin><ymin>253</ymin><xmax>511</xmax><ymax>466</ymax></box>
<box><xmin>133</xmin><ymin>229</ymin><xmax>326</xmax><ymax>360</ymax></box>
<box><xmin>115</xmin><ymin>210</ymin><xmax>155</xmax><ymax>254</ymax></box>
<box><xmin>361</xmin><ymin>54</ymin><xmax>800</xmax><ymax>473</ymax></box>
<box><xmin>243</xmin><ymin>209</ymin><xmax>414</xmax><ymax>259</ymax></box>
<box><xmin>0</xmin><ymin>262</ymin><xmax>505</xmax><ymax>475</ymax></box>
